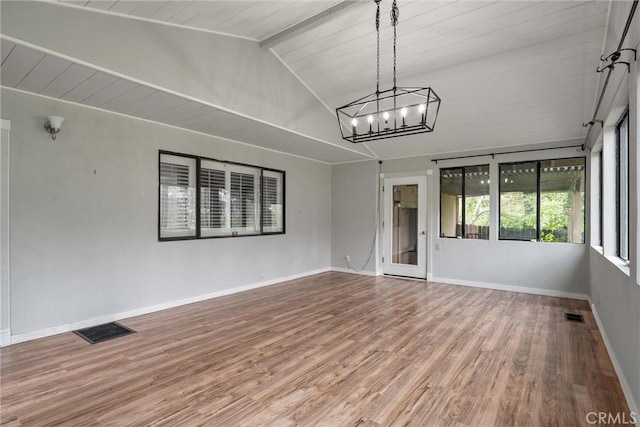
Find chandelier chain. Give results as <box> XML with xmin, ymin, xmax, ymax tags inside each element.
<box><xmin>375</xmin><ymin>0</ymin><xmax>381</xmax><ymax>94</ymax></box>
<box><xmin>335</xmin><ymin>0</ymin><xmax>440</xmax><ymax>143</ymax></box>
<box><xmin>391</xmin><ymin>0</ymin><xmax>398</xmax><ymax>90</ymax></box>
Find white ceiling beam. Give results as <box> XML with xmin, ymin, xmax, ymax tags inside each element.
<box><xmin>260</xmin><ymin>1</ymin><xmax>361</xmax><ymax>49</ymax></box>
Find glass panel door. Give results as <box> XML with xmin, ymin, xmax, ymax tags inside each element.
<box><xmin>392</xmin><ymin>184</ymin><xmax>418</xmax><ymax>266</ymax></box>
<box><xmin>383</xmin><ymin>176</ymin><xmax>427</xmax><ymax>278</ymax></box>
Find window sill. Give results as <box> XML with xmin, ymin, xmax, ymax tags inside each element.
<box><xmin>590</xmin><ymin>245</ymin><xmax>604</xmax><ymax>255</ymax></box>
<box><xmin>605</xmin><ymin>255</ymin><xmax>630</xmax><ymax>276</ymax></box>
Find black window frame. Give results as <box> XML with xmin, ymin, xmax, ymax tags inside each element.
<box><xmin>599</xmin><ymin>150</ymin><xmax>604</xmax><ymax>247</ymax></box>
<box><xmin>616</xmin><ymin>109</ymin><xmax>629</xmax><ymax>261</ymax></box>
<box><xmin>439</xmin><ymin>164</ymin><xmax>490</xmax><ymax>239</ymax></box>
<box><xmin>158</xmin><ymin>150</ymin><xmax>285</xmax><ymax>242</ymax></box>
<box><xmin>498</xmin><ymin>156</ymin><xmax>586</xmax><ymax>243</ymax></box>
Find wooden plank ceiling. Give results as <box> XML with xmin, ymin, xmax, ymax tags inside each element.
<box><xmin>8</xmin><ymin>1</ymin><xmax>609</xmax><ymax>160</ymax></box>
<box><xmin>0</xmin><ymin>38</ymin><xmax>369</xmax><ymax>163</ymax></box>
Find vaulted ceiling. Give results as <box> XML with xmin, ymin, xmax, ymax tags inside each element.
<box><xmin>1</xmin><ymin>1</ymin><xmax>610</xmax><ymax>163</ymax></box>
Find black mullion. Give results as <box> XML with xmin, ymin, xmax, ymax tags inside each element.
<box><xmin>439</xmin><ymin>170</ymin><xmax>444</xmax><ymax>238</ymax></box>
<box><xmin>281</xmin><ymin>171</ymin><xmax>286</xmax><ymax>234</ymax></box>
<box><xmin>195</xmin><ymin>158</ymin><xmax>201</xmax><ymax>239</ymax></box>
<box><xmin>536</xmin><ymin>161</ymin><xmax>541</xmax><ymax>241</ymax></box>
<box><xmin>260</xmin><ymin>170</ymin><xmax>265</xmax><ymax>234</ymax></box>
<box><xmin>623</xmin><ymin>109</ymin><xmax>629</xmax><ymax>260</ymax></box>
<box><xmin>616</xmin><ymin>127</ymin><xmax>621</xmax><ymax>257</ymax></box>
<box><xmin>440</xmin><ymin>169</ymin><xmax>445</xmax><ymax>237</ymax></box>
<box><xmin>599</xmin><ymin>152</ymin><xmax>603</xmax><ymax>247</ymax></box>
<box><xmin>157</xmin><ymin>151</ymin><xmax>161</xmax><ymax>242</ymax></box>
<box><xmin>498</xmin><ymin>164</ymin><xmax>503</xmax><ymax>240</ymax></box>
<box><xmin>461</xmin><ymin>167</ymin><xmax>466</xmax><ymax>238</ymax></box>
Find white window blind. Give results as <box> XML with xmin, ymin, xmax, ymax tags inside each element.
<box><xmin>200</xmin><ymin>160</ymin><xmax>260</xmax><ymax>237</ymax></box>
<box><xmin>200</xmin><ymin>167</ymin><xmax>226</xmax><ymax>233</ymax></box>
<box><xmin>159</xmin><ymin>154</ymin><xmax>196</xmax><ymax>239</ymax></box>
<box><xmin>230</xmin><ymin>171</ymin><xmax>257</xmax><ymax>230</ymax></box>
<box><xmin>262</xmin><ymin>170</ymin><xmax>284</xmax><ymax>233</ymax></box>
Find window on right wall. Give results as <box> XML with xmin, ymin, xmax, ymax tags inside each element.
<box><xmin>616</xmin><ymin>109</ymin><xmax>629</xmax><ymax>261</ymax></box>
<box><xmin>499</xmin><ymin>157</ymin><xmax>586</xmax><ymax>243</ymax></box>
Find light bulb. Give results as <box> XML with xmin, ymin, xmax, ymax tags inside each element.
<box><xmin>383</xmin><ymin>112</ymin><xmax>390</xmax><ymax>120</ymax></box>
<box><xmin>418</xmin><ymin>104</ymin><xmax>426</xmax><ymax>113</ymax></box>
<box><xmin>401</xmin><ymin>108</ymin><xmax>408</xmax><ymax>117</ymax></box>
<box><xmin>351</xmin><ymin>118</ymin><xmax>358</xmax><ymax>127</ymax></box>
<box><xmin>367</xmin><ymin>115</ymin><xmax>374</xmax><ymax>133</ymax></box>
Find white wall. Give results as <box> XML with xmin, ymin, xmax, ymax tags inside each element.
<box><xmin>331</xmin><ymin>161</ymin><xmax>378</xmax><ymax>273</ymax></box>
<box><xmin>2</xmin><ymin>88</ymin><xmax>332</xmax><ymax>336</ymax></box>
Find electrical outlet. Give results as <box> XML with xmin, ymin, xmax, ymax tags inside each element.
<box><xmin>345</xmin><ymin>255</ymin><xmax>350</xmax><ymax>262</ymax></box>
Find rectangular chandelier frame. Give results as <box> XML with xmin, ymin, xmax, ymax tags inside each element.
<box><xmin>336</xmin><ymin>86</ymin><xmax>441</xmax><ymax>143</ymax></box>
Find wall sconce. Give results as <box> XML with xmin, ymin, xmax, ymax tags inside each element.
<box><xmin>44</xmin><ymin>116</ymin><xmax>65</xmax><ymax>140</ymax></box>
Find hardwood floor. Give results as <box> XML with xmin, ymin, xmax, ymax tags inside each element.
<box><xmin>0</xmin><ymin>272</ymin><xmax>629</xmax><ymax>426</ymax></box>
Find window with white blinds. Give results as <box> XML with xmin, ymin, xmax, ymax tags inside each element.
<box><xmin>159</xmin><ymin>151</ymin><xmax>284</xmax><ymax>240</ymax></box>
<box><xmin>262</xmin><ymin>170</ymin><xmax>284</xmax><ymax>233</ymax></box>
<box><xmin>159</xmin><ymin>154</ymin><xmax>196</xmax><ymax>239</ymax></box>
<box><xmin>200</xmin><ymin>160</ymin><xmax>260</xmax><ymax>237</ymax></box>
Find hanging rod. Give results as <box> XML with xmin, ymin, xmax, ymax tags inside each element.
<box><xmin>431</xmin><ymin>143</ymin><xmax>585</xmax><ymax>164</ymax></box>
<box><xmin>583</xmin><ymin>0</ymin><xmax>638</xmax><ymax>144</ymax></box>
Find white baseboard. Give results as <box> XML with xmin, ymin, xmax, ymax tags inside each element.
<box><xmin>331</xmin><ymin>267</ymin><xmax>379</xmax><ymax>277</ymax></box>
<box><xmin>0</xmin><ymin>328</ymin><xmax>10</xmax><ymax>347</ymax></box>
<box><xmin>589</xmin><ymin>299</ymin><xmax>639</xmax><ymax>425</ymax></box>
<box><xmin>9</xmin><ymin>267</ymin><xmax>331</xmax><ymax>345</ymax></box>
<box><xmin>431</xmin><ymin>276</ymin><xmax>589</xmax><ymax>301</ymax></box>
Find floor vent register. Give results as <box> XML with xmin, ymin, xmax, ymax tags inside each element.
<box><xmin>73</xmin><ymin>322</ymin><xmax>136</xmax><ymax>344</ymax></box>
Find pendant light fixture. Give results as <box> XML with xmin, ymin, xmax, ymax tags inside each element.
<box><xmin>336</xmin><ymin>0</ymin><xmax>441</xmax><ymax>143</ymax></box>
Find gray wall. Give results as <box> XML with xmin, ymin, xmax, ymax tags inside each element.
<box><xmin>330</xmin><ymin>148</ymin><xmax>589</xmax><ymax>294</ymax></box>
<box><xmin>589</xmin><ymin>249</ymin><xmax>640</xmax><ymax>414</ymax></box>
<box><xmin>3</xmin><ymin>88</ymin><xmax>331</xmax><ymax>334</ymax></box>
<box><xmin>424</xmin><ymin>147</ymin><xmax>588</xmax><ymax>296</ymax></box>
<box><xmin>1</xmin><ymin>125</ymin><xmax>9</xmax><ymax>337</ymax></box>
<box><xmin>586</xmin><ymin>2</ymin><xmax>640</xmax><ymax>412</ymax></box>
<box><xmin>331</xmin><ymin>161</ymin><xmax>378</xmax><ymax>273</ymax></box>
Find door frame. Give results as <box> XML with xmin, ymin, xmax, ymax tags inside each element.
<box><xmin>382</xmin><ymin>175</ymin><xmax>428</xmax><ymax>279</ymax></box>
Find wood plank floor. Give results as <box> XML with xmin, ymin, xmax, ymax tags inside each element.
<box><xmin>0</xmin><ymin>272</ymin><xmax>629</xmax><ymax>426</ymax></box>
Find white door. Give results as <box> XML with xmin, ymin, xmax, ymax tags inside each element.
<box><xmin>383</xmin><ymin>176</ymin><xmax>427</xmax><ymax>278</ymax></box>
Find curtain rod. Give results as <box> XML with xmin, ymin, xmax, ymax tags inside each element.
<box><xmin>430</xmin><ymin>143</ymin><xmax>585</xmax><ymax>164</ymax></box>
<box><xmin>583</xmin><ymin>0</ymin><xmax>638</xmax><ymax>144</ymax></box>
